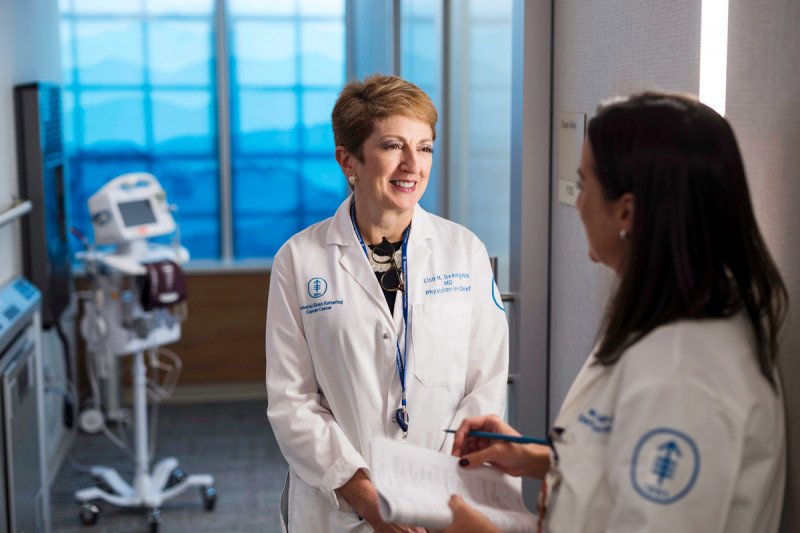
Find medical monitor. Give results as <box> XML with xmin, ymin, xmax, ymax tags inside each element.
<box><xmin>88</xmin><ymin>173</ymin><xmax>176</xmax><ymax>246</ymax></box>
<box><xmin>118</xmin><ymin>199</ymin><xmax>158</xmax><ymax>228</ymax></box>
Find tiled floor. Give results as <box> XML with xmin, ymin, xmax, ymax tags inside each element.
<box><xmin>50</xmin><ymin>400</ymin><xmax>287</xmax><ymax>532</ymax></box>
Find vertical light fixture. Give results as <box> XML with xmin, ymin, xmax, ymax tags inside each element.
<box><xmin>699</xmin><ymin>0</ymin><xmax>729</xmax><ymax>115</ymax></box>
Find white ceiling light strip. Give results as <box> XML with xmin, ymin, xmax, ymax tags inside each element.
<box><xmin>699</xmin><ymin>0</ymin><xmax>729</xmax><ymax>115</ymax></box>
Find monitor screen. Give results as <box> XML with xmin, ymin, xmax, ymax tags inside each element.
<box><xmin>117</xmin><ymin>199</ymin><xmax>157</xmax><ymax>227</ymax></box>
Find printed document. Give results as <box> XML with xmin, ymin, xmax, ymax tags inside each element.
<box><xmin>371</xmin><ymin>437</ymin><xmax>537</xmax><ymax>531</ymax></box>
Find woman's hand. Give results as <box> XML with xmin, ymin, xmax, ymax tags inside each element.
<box><xmin>451</xmin><ymin>414</ymin><xmax>521</xmax><ymax>457</ymax></box>
<box><xmin>434</xmin><ymin>495</ymin><xmax>501</xmax><ymax>533</ymax></box>
<box><xmin>451</xmin><ymin>415</ymin><xmax>550</xmax><ymax>479</ymax></box>
<box><xmin>337</xmin><ymin>470</ymin><xmax>425</xmax><ymax>532</ymax></box>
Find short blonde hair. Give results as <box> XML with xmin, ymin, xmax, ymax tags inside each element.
<box><xmin>331</xmin><ymin>74</ymin><xmax>438</xmax><ymax>161</ymax></box>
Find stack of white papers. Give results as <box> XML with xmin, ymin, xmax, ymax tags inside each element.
<box><xmin>371</xmin><ymin>437</ymin><xmax>537</xmax><ymax>532</ymax></box>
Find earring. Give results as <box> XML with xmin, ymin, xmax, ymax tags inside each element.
<box><xmin>619</xmin><ymin>229</ymin><xmax>628</xmax><ymax>242</ymax></box>
<box><xmin>348</xmin><ymin>175</ymin><xmax>357</xmax><ymax>186</ymax></box>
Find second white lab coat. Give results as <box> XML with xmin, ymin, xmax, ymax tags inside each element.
<box><xmin>543</xmin><ymin>313</ymin><xmax>786</xmax><ymax>533</ymax></box>
<box><xmin>266</xmin><ymin>195</ymin><xmax>509</xmax><ymax>532</ymax></box>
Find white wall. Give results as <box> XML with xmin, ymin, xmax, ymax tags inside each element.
<box><xmin>548</xmin><ymin>0</ymin><xmax>702</xmax><ymax>414</ymax></box>
<box><xmin>0</xmin><ymin>0</ymin><xmax>62</xmax><ymax>286</ymax></box>
<box><xmin>0</xmin><ymin>0</ymin><xmax>21</xmax><ymax>285</ymax></box>
<box><xmin>726</xmin><ymin>0</ymin><xmax>800</xmax><ymax>529</ymax></box>
<box><xmin>0</xmin><ymin>0</ymin><xmax>68</xmax><ymax>486</ymax></box>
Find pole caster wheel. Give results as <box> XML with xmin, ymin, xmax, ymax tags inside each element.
<box><xmin>201</xmin><ymin>485</ymin><xmax>217</xmax><ymax>511</ymax></box>
<box><xmin>79</xmin><ymin>501</ymin><xmax>100</xmax><ymax>526</ymax></box>
<box><xmin>166</xmin><ymin>466</ymin><xmax>187</xmax><ymax>488</ymax></box>
<box><xmin>147</xmin><ymin>507</ymin><xmax>161</xmax><ymax>532</ymax></box>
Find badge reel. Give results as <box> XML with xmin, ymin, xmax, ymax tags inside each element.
<box><xmin>537</xmin><ymin>427</ymin><xmax>565</xmax><ymax>529</ymax></box>
<box><xmin>394</xmin><ymin>406</ymin><xmax>409</xmax><ymax>441</ymax></box>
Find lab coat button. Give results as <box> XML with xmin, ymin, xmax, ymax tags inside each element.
<box><xmin>382</xmin><ymin>332</ymin><xmax>390</xmax><ymax>340</ymax></box>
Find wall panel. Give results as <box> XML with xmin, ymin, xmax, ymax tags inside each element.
<box><xmin>549</xmin><ymin>0</ymin><xmax>702</xmax><ymax>414</ymax></box>
<box><xmin>76</xmin><ymin>272</ymin><xmax>269</xmax><ymax>389</ymax></box>
<box><xmin>726</xmin><ymin>0</ymin><xmax>800</xmax><ymax>527</ymax></box>
<box><xmin>171</xmin><ymin>273</ymin><xmax>269</xmax><ymax>383</ymax></box>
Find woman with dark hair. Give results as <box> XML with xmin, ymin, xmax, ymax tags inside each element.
<box><xmin>441</xmin><ymin>92</ymin><xmax>788</xmax><ymax>532</ymax></box>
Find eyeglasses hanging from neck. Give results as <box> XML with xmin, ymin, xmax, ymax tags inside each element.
<box><xmin>370</xmin><ymin>237</ymin><xmax>405</xmax><ymax>292</ymax></box>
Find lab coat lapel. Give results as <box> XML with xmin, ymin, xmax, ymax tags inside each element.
<box><xmin>327</xmin><ymin>196</ymin><xmax>395</xmax><ymax>328</ymax></box>
<box><xmin>339</xmin><ymin>246</ymin><xmax>395</xmax><ymax>326</ymax></box>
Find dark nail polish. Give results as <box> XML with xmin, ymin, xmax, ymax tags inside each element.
<box><xmin>459</xmin><ymin>458</ymin><xmax>469</xmax><ymax>467</ymax></box>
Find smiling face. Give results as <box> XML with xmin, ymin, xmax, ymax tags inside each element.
<box><xmin>576</xmin><ymin>139</ymin><xmax>633</xmax><ymax>274</ymax></box>
<box><xmin>345</xmin><ymin>114</ymin><xmax>433</xmax><ymax>217</ymax></box>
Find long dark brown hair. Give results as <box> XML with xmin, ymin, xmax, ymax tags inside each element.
<box><xmin>588</xmin><ymin>92</ymin><xmax>788</xmax><ymax>386</ymax></box>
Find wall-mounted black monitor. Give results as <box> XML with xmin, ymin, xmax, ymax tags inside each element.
<box><xmin>14</xmin><ymin>82</ymin><xmax>73</xmax><ymax>328</ymax></box>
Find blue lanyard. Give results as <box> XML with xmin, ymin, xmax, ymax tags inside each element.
<box><xmin>349</xmin><ymin>199</ymin><xmax>411</xmax><ymax>436</ymax></box>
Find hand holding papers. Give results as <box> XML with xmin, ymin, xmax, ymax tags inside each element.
<box><xmin>371</xmin><ymin>438</ymin><xmax>537</xmax><ymax>532</ymax></box>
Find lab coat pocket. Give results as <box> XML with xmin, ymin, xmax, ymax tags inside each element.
<box><xmin>412</xmin><ymin>302</ymin><xmax>473</xmax><ymax>387</ymax></box>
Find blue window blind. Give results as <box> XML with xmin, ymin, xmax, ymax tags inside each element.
<box><xmin>60</xmin><ymin>0</ymin><xmax>347</xmax><ymax>262</ymax></box>
<box><xmin>60</xmin><ymin>0</ymin><xmax>219</xmax><ymax>259</ymax></box>
<box><xmin>228</xmin><ymin>0</ymin><xmax>346</xmax><ymax>259</ymax></box>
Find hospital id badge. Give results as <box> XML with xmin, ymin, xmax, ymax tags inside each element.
<box><xmin>537</xmin><ymin>427</ymin><xmax>564</xmax><ymax>533</ymax></box>
<box><xmin>536</xmin><ymin>467</ymin><xmax>562</xmax><ymax>533</ymax></box>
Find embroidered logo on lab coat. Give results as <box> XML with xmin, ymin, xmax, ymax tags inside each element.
<box><xmin>307</xmin><ymin>277</ymin><xmax>328</xmax><ymax>298</ymax></box>
<box><xmin>577</xmin><ymin>408</ymin><xmax>613</xmax><ymax>433</ymax></box>
<box><xmin>422</xmin><ymin>272</ymin><xmax>472</xmax><ymax>296</ymax></box>
<box><xmin>631</xmin><ymin>427</ymin><xmax>700</xmax><ymax>504</ymax></box>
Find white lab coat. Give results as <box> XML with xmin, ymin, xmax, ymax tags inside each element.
<box><xmin>544</xmin><ymin>313</ymin><xmax>785</xmax><ymax>533</ymax></box>
<box><xmin>265</xmin><ymin>195</ymin><xmax>509</xmax><ymax>532</ymax></box>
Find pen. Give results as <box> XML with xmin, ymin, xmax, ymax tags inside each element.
<box><xmin>443</xmin><ymin>429</ymin><xmax>548</xmax><ymax>446</ymax></box>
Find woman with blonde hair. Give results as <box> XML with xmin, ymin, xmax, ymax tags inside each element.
<box><xmin>266</xmin><ymin>74</ymin><xmax>509</xmax><ymax>532</ymax></box>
